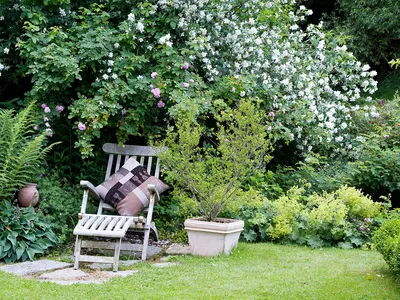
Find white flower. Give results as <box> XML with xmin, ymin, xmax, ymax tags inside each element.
<box><xmin>0</xmin><ymin>63</ymin><xmax>4</xmax><ymax>70</ymax></box>
<box><xmin>3</xmin><ymin>47</ymin><xmax>9</xmax><ymax>54</ymax></box>
<box><xmin>107</xmin><ymin>60</ymin><xmax>114</xmax><ymax>66</ymax></box>
<box><xmin>0</xmin><ymin>16</ymin><xmax>4</xmax><ymax>21</ymax></box>
<box><xmin>335</xmin><ymin>136</ymin><xmax>343</xmax><ymax>142</ymax></box>
<box><xmin>128</xmin><ymin>13</ymin><xmax>135</xmax><ymax>22</ymax></box>
<box><xmin>136</xmin><ymin>22</ymin><xmax>144</xmax><ymax>33</ymax></box>
<box><xmin>107</xmin><ymin>68</ymin><xmax>112</xmax><ymax>73</ymax></box>
<box><xmin>114</xmin><ymin>43</ymin><xmax>119</xmax><ymax>49</ymax></box>
<box><xmin>240</xmin><ymin>91</ymin><xmax>246</xmax><ymax>97</ymax></box>
<box><xmin>340</xmin><ymin>122</ymin><xmax>347</xmax><ymax>130</ymax></box>
<box><xmin>59</xmin><ymin>8</ymin><xmax>66</xmax><ymax>17</ymax></box>
<box><xmin>362</xmin><ymin>64</ymin><xmax>370</xmax><ymax>71</ymax></box>
<box><xmin>102</xmin><ymin>74</ymin><xmax>109</xmax><ymax>80</ymax></box>
<box><xmin>108</xmin><ymin>53</ymin><xmax>113</xmax><ymax>58</ymax></box>
<box><xmin>112</xmin><ymin>74</ymin><xmax>118</xmax><ymax>80</ymax></box>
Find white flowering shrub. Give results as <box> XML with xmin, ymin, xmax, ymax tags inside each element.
<box><xmin>0</xmin><ymin>0</ymin><xmax>378</xmax><ymax>157</ymax></box>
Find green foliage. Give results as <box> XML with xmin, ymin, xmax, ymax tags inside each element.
<box><xmin>272</xmin><ymin>153</ymin><xmax>355</xmax><ymax>196</ymax></box>
<box><xmin>350</xmin><ymin>95</ymin><xmax>400</xmax><ymax>201</ymax></box>
<box><xmin>159</xmin><ymin>99</ymin><xmax>273</xmax><ymax>221</ymax></box>
<box><xmin>243</xmin><ymin>186</ymin><xmax>383</xmax><ymax>248</ymax></box>
<box><xmin>37</xmin><ymin>173</ymin><xmax>86</xmax><ymax>244</ymax></box>
<box><xmin>0</xmin><ymin>200</ymin><xmax>57</xmax><ymax>263</ymax></box>
<box><xmin>374</xmin><ymin>218</ymin><xmax>400</xmax><ymax>273</ymax></box>
<box><xmin>238</xmin><ymin>201</ymin><xmax>274</xmax><ymax>243</ymax></box>
<box><xmin>374</xmin><ymin>70</ymin><xmax>400</xmax><ymax>100</ymax></box>
<box><xmin>327</xmin><ymin>0</ymin><xmax>400</xmax><ymax>66</ymax></box>
<box><xmin>0</xmin><ymin>103</ymin><xmax>59</xmax><ymax>200</ymax></box>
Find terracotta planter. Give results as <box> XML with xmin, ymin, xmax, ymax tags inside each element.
<box><xmin>184</xmin><ymin>217</ymin><xmax>244</xmax><ymax>256</ymax></box>
<box><xmin>18</xmin><ymin>183</ymin><xmax>39</xmax><ymax>207</ymax></box>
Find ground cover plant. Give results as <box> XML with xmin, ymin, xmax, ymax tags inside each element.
<box><xmin>0</xmin><ymin>243</ymin><xmax>399</xmax><ymax>299</ymax></box>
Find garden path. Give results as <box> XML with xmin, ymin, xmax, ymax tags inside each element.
<box><xmin>0</xmin><ymin>244</ymin><xmax>190</xmax><ymax>285</ymax></box>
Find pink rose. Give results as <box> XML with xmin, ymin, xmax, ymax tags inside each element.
<box><xmin>157</xmin><ymin>100</ymin><xmax>165</xmax><ymax>108</ymax></box>
<box><xmin>181</xmin><ymin>61</ymin><xmax>189</xmax><ymax>70</ymax></box>
<box><xmin>44</xmin><ymin>107</ymin><xmax>51</xmax><ymax>113</ymax></box>
<box><xmin>151</xmin><ymin>88</ymin><xmax>161</xmax><ymax>98</ymax></box>
<box><xmin>78</xmin><ymin>122</ymin><xmax>86</xmax><ymax>131</ymax></box>
<box><xmin>151</xmin><ymin>72</ymin><xmax>158</xmax><ymax>79</ymax></box>
<box><xmin>41</xmin><ymin>103</ymin><xmax>47</xmax><ymax>109</ymax></box>
<box><xmin>183</xmin><ymin>82</ymin><xmax>189</xmax><ymax>88</ymax></box>
<box><xmin>56</xmin><ymin>105</ymin><xmax>64</xmax><ymax>112</ymax></box>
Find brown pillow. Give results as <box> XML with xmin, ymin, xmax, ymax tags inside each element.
<box><xmin>96</xmin><ymin>157</ymin><xmax>169</xmax><ymax>216</ymax></box>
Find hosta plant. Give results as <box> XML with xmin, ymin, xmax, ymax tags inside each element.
<box><xmin>0</xmin><ymin>200</ymin><xmax>57</xmax><ymax>263</ymax></box>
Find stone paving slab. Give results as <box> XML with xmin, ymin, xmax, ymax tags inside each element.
<box><xmin>0</xmin><ymin>260</ymin><xmax>72</xmax><ymax>276</ymax></box>
<box><xmin>166</xmin><ymin>244</ymin><xmax>191</xmax><ymax>255</ymax></box>
<box><xmin>37</xmin><ymin>268</ymin><xmax>139</xmax><ymax>285</ymax></box>
<box><xmin>39</xmin><ymin>268</ymin><xmax>89</xmax><ymax>280</ymax></box>
<box><xmin>88</xmin><ymin>260</ymin><xmax>141</xmax><ymax>271</ymax></box>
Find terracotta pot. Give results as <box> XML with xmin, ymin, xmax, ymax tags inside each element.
<box><xmin>18</xmin><ymin>183</ymin><xmax>39</xmax><ymax>207</ymax></box>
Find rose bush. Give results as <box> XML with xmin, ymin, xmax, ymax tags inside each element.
<box><xmin>0</xmin><ymin>0</ymin><xmax>378</xmax><ymax>158</ymax></box>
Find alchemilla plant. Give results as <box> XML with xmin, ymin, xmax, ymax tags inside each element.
<box><xmin>0</xmin><ymin>0</ymin><xmax>378</xmax><ymax>157</ymax></box>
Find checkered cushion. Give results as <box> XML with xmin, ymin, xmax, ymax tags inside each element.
<box><xmin>96</xmin><ymin>158</ymin><xmax>169</xmax><ymax>216</ymax></box>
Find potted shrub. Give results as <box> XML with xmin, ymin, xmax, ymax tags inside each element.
<box><xmin>159</xmin><ymin>99</ymin><xmax>273</xmax><ymax>256</ymax></box>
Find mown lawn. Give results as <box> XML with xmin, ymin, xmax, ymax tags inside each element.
<box><xmin>0</xmin><ymin>243</ymin><xmax>399</xmax><ymax>299</ymax></box>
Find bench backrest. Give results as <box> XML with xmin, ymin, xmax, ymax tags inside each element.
<box><xmin>98</xmin><ymin>143</ymin><xmax>165</xmax><ymax>213</ymax></box>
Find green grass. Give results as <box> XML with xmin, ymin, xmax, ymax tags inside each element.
<box><xmin>0</xmin><ymin>243</ymin><xmax>399</xmax><ymax>299</ymax></box>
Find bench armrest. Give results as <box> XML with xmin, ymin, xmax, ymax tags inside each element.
<box><xmin>80</xmin><ymin>180</ymin><xmax>100</xmax><ymax>200</ymax></box>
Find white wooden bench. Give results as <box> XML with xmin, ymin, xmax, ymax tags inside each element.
<box><xmin>73</xmin><ymin>143</ymin><xmax>164</xmax><ymax>272</ymax></box>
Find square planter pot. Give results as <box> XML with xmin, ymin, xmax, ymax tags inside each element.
<box><xmin>184</xmin><ymin>217</ymin><xmax>244</xmax><ymax>256</ymax></box>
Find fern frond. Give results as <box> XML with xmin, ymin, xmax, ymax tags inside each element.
<box><xmin>0</xmin><ymin>102</ymin><xmax>60</xmax><ymax>200</ymax></box>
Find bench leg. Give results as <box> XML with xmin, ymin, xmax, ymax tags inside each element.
<box><xmin>74</xmin><ymin>235</ymin><xmax>83</xmax><ymax>270</ymax></box>
<box><xmin>142</xmin><ymin>228</ymin><xmax>151</xmax><ymax>260</ymax></box>
<box><xmin>113</xmin><ymin>238</ymin><xmax>122</xmax><ymax>272</ymax></box>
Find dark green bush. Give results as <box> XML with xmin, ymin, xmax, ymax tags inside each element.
<box><xmin>37</xmin><ymin>174</ymin><xmax>89</xmax><ymax>244</ymax></box>
<box><xmin>0</xmin><ymin>200</ymin><xmax>57</xmax><ymax>263</ymax></box>
<box><xmin>374</xmin><ymin>218</ymin><xmax>400</xmax><ymax>273</ymax></box>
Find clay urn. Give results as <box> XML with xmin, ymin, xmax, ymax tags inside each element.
<box><xmin>18</xmin><ymin>183</ymin><xmax>39</xmax><ymax>207</ymax></box>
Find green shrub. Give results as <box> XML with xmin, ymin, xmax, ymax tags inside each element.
<box><xmin>0</xmin><ymin>200</ymin><xmax>57</xmax><ymax>263</ymax></box>
<box><xmin>37</xmin><ymin>174</ymin><xmax>92</xmax><ymax>244</ymax></box>
<box><xmin>244</xmin><ymin>186</ymin><xmax>383</xmax><ymax>248</ymax></box>
<box><xmin>335</xmin><ymin>186</ymin><xmax>381</xmax><ymax>219</ymax></box>
<box><xmin>159</xmin><ymin>99</ymin><xmax>273</xmax><ymax>221</ymax></box>
<box><xmin>374</xmin><ymin>218</ymin><xmax>400</xmax><ymax>273</ymax></box>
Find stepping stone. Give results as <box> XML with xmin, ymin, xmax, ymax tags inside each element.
<box><xmin>152</xmin><ymin>262</ymin><xmax>178</xmax><ymax>268</ymax></box>
<box><xmin>39</xmin><ymin>269</ymin><xmax>138</xmax><ymax>285</ymax></box>
<box><xmin>39</xmin><ymin>268</ymin><xmax>89</xmax><ymax>280</ymax></box>
<box><xmin>88</xmin><ymin>260</ymin><xmax>141</xmax><ymax>270</ymax></box>
<box><xmin>166</xmin><ymin>244</ymin><xmax>191</xmax><ymax>255</ymax></box>
<box><xmin>0</xmin><ymin>260</ymin><xmax>72</xmax><ymax>276</ymax></box>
